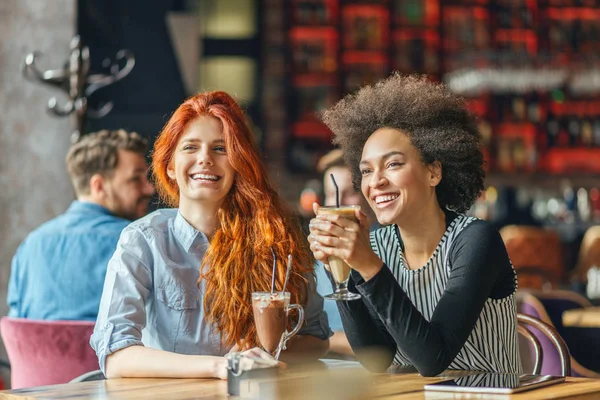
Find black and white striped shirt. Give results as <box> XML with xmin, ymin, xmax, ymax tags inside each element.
<box><xmin>338</xmin><ymin>212</ymin><xmax>521</xmax><ymax>376</ymax></box>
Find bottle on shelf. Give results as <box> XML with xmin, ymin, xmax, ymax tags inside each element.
<box><xmin>577</xmin><ymin>187</ymin><xmax>591</xmax><ymax>222</ymax></box>
<box><xmin>566</xmin><ymin>103</ymin><xmax>582</xmax><ymax>147</ymax></box>
<box><xmin>591</xmin><ymin>187</ymin><xmax>600</xmax><ymax>222</ymax></box>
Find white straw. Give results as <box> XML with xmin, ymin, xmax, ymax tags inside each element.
<box><xmin>270</xmin><ymin>247</ymin><xmax>277</xmax><ymax>294</ymax></box>
<box><xmin>282</xmin><ymin>254</ymin><xmax>292</xmax><ymax>294</ymax></box>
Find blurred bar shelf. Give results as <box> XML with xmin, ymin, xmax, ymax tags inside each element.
<box><xmin>486</xmin><ymin>173</ymin><xmax>600</xmax><ymax>189</ymax></box>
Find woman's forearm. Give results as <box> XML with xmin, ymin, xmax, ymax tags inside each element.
<box><xmin>336</xmin><ymin>272</ymin><xmax>396</xmax><ymax>371</ymax></box>
<box><xmin>329</xmin><ymin>331</ymin><xmax>354</xmax><ymax>356</ymax></box>
<box><xmin>278</xmin><ymin>335</ymin><xmax>329</xmax><ymax>363</ymax></box>
<box><xmin>105</xmin><ymin>345</ymin><xmax>227</xmax><ymax>379</ymax></box>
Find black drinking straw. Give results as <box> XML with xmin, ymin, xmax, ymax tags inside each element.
<box><xmin>270</xmin><ymin>246</ymin><xmax>277</xmax><ymax>294</ymax></box>
<box><xmin>330</xmin><ymin>173</ymin><xmax>340</xmax><ymax>207</ymax></box>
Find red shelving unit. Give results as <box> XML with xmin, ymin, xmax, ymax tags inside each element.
<box><xmin>283</xmin><ymin>0</ymin><xmax>600</xmax><ymax>176</ymax></box>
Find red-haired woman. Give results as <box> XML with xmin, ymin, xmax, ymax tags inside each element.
<box><xmin>91</xmin><ymin>91</ymin><xmax>331</xmax><ymax>379</ymax></box>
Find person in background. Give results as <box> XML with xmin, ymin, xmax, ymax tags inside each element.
<box><xmin>309</xmin><ymin>74</ymin><xmax>520</xmax><ymax>376</ymax></box>
<box><xmin>91</xmin><ymin>91</ymin><xmax>330</xmax><ymax>380</ymax></box>
<box><xmin>7</xmin><ymin>129</ymin><xmax>154</xmax><ymax>320</ymax></box>
<box><xmin>314</xmin><ymin>149</ymin><xmax>375</xmax><ymax>356</ymax></box>
<box><xmin>318</xmin><ymin>149</ymin><xmax>365</xmax><ymax>209</ymax></box>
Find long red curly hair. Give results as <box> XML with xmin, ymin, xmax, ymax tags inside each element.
<box><xmin>152</xmin><ymin>91</ymin><xmax>312</xmax><ymax>348</ymax></box>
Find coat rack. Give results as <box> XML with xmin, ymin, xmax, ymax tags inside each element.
<box><xmin>23</xmin><ymin>35</ymin><xmax>135</xmax><ymax>142</ymax></box>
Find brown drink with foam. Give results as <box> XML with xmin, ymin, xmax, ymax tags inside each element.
<box><xmin>252</xmin><ymin>296</ymin><xmax>287</xmax><ymax>353</ymax></box>
<box><xmin>252</xmin><ymin>292</ymin><xmax>305</xmax><ymax>359</ymax></box>
<box><xmin>316</xmin><ymin>205</ymin><xmax>361</xmax><ymax>284</ymax></box>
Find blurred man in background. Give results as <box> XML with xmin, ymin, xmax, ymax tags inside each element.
<box><xmin>8</xmin><ymin>129</ymin><xmax>154</xmax><ymax>320</ymax></box>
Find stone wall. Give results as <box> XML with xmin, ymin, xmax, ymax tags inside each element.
<box><xmin>0</xmin><ymin>0</ymin><xmax>76</xmax><ymax>387</ymax></box>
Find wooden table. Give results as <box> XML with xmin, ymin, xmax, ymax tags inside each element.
<box><xmin>562</xmin><ymin>307</ymin><xmax>600</xmax><ymax>328</ymax></box>
<box><xmin>2</xmin><ymin>360</ymin><xmax>600</xmax><ymax>399</ymax></box>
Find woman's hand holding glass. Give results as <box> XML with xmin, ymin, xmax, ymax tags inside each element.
<box><xmin>219</xmin><ymin>347</ymin><xmax>283</xmax><ymax>380</ymax></box>
<box><xmin>308</xmin><ymin>203</ymin><xmax>383</xmax><ymax>282</ymax></box>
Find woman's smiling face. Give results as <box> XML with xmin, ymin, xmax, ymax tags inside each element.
<box><xmin>167</xmin><ymin>115</ymin><xmax>235</xmax><ymax>208</ymax></box>
<box><xmin>359</xmin><ymin>127</ymin><xmax>440</xmax><ymax>226</ymax></box>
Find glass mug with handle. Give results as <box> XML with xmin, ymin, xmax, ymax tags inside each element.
<box><xmin>252</xmin><ymin>292</ymin><xmax>304</xmax><ymax>360</ymax></box>
<box><xmin>317</xmin><ymin>205</ymin><xmax>362</xmax><ymax>301</ymax></box>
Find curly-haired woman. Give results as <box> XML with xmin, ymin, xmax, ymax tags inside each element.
<box><xmin>308</xmin><ymin>74</ymin><xmax>520</xmax><ymax>376</ymax></box>
<box><xmin>91</xmin><ymin>91</ymin><xmax>330</xmax><ymax>379</ymax></box>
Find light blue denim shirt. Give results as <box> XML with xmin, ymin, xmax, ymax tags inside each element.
<box><xmin>90</xmin><ymin>208</ymin><xmax>331</xmax><ymax>374</ymax></box>
<box><xmin>8</xmin><ymin>201</ymin><xmax>130</xmax><ymax>321</ymax></box>
<box><xmin>314</xmin><ymin>262</ymin><xmax>344</xmax><ymax>332</ymax></box>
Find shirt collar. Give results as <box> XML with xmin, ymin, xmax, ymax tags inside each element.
<box><xmin>173</xmin><ymin>211</ymin><xmax>209</xmax><ymax>252</ymax></box>
<box><xmin>67</xmin><ymin>200</ymin><xmax>117</xmax><ymax>217</ymax></box>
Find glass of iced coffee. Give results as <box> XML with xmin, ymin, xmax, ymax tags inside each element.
<box><xmin>317</xmin><ymin>205</ymin><xmax>362</xmax><ymax>301</ymax></box>
<box><xmin>252</xmin><ymin>292</ymin><xmax>304</xmax><ymax>360</ymax></box>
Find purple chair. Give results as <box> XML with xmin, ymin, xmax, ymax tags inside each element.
<box><xmin>529</xmin><ymin>290</ymin><xmax>600</xmax><ymax>375</ymax></box>
<box><xmin>517</xmin><ymin>291</ymin><xmax>600</xmax><ymax>377</ymax></box>
<box><xmin>517</xmin><ymin>313</ymin><xmax>570</xmax><ymax>376</ymax></box>
<box><xmin>0</xmin><ymin>317</ymin><xmax>98</xmax><ymax>389</ymax></box>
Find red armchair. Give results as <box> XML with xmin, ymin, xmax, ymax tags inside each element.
<box><xmin>0</xmin><ymin>317</ymin><xmax>98</xmax><ymax>389</ymax></box>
